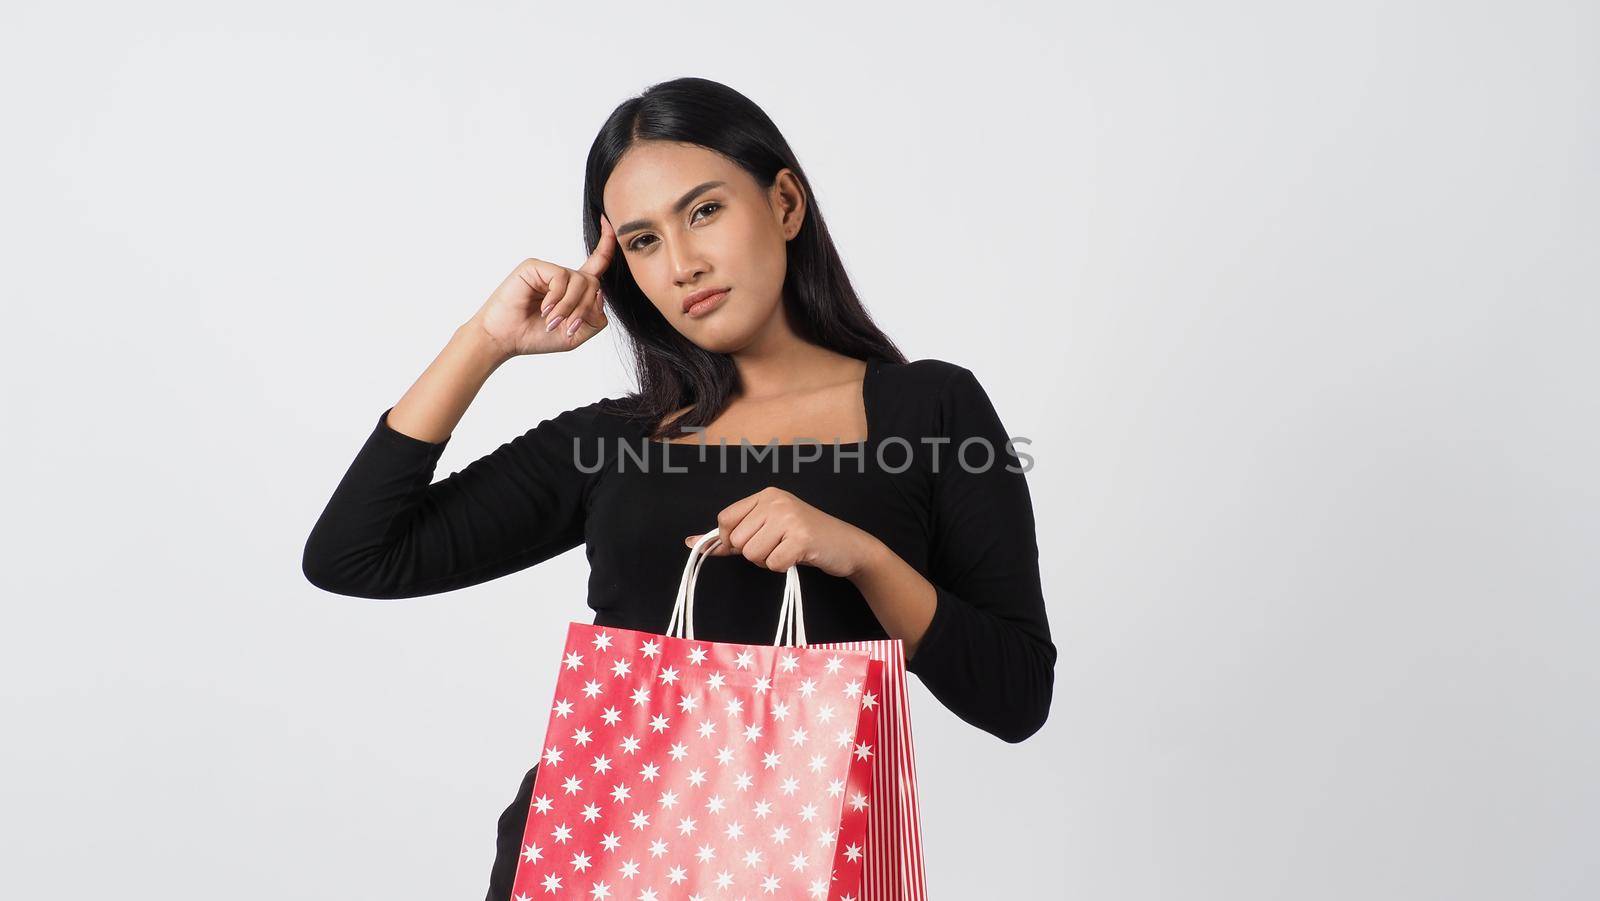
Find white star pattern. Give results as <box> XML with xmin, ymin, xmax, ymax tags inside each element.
<box><xmin>510</xmin><ymin>625</ymin><xmax>882</xmax><ymax>900</ymax></box>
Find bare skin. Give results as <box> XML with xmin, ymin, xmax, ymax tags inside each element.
<box><xmin>654</xmin><ymin>356</ymin><xmax>869</xmax><ymax>446</ymax></box>
<box><xmin>382</xmin><ymin>139</ymin><xmax>936</xmax><ymax>659</ymax></box>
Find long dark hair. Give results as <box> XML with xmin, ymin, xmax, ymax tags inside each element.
<box><xmin>581</xmin><ymin>76</ymin><xmax>907</xmax><ymax>440</ymax></box>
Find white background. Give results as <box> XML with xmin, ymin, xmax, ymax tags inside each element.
<box><xmin>3</xmin><ymin>1</ymin><xmax>1596</xmax><ymax>898</ymax></box>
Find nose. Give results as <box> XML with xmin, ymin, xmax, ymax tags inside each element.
<box><xmin>669</xmin><ymin>235</ymin><xmax>709</xmax><ymax>286</ymax></box>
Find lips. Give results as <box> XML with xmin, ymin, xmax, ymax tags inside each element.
<box><xmin>681</xmin><ymin>287</ymin><xmax>730</xmax><ymax>316</ymax></box>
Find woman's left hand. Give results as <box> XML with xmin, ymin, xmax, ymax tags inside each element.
<box><xmin>684</xmin><ymin>486</ymin><xmax>882</xmax><ymax>579</ymax></box>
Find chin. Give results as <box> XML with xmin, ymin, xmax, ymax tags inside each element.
<box><xmin>689</xmin><ymin>333</ymin><xmax>751</xmax><ymax>355</ymax></box>
<box><xmin>680</xmin><ymin>318</ymin><xmax>763</xmax><ymax>355</ymax></box>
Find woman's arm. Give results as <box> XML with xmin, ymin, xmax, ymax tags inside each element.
<box><xmin>383</xmin><ymin>319</ymin><xmax>513</xmax><ymax>444</ymax></box>
<box><xmin>300</xmin><ymin>319</ymin><xmax>608</xmax><ymax>600</ymax></box>
<box><xmin>896</xmin><ymin>365</ymin><xmax>1057</xmax><ymax>744</ymax></box>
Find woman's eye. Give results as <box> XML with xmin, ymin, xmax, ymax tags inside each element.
<box><xmin>627</xmin><ymin>203</ymin><xmax>720</xmax><ymax>253</ymax></box>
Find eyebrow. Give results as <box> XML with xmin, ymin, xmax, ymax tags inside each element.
<box><xmin>613</xmin><ymin>180</ymin><xmax>727</xmax><ymax>237</ymax></box>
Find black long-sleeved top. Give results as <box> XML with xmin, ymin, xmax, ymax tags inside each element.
<box><xmin>302</xmin><ymin>355</ymin><xmax>1055</xmax><ymax>895</ymax></box>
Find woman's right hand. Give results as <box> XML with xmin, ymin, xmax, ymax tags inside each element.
<box><xmin>471</xmin><ymin>215</ymin><xmax>620</xmax><ymax>359</ymax></box>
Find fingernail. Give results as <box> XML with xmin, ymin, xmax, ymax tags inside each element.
<box><xmin>565</xmin><ymin>318</ymin><xmax>580</xmax><ymax>336</ymax></box>
<box><xmin>546</xmin><ymin>314</ymin><xmax>564</xmax><ymax>332</ymax></box>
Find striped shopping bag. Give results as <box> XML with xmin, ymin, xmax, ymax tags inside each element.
<box><xmin>808</xmin><ymin>635</ymin><xmax>928</xmax><ymax>900</ymax></box>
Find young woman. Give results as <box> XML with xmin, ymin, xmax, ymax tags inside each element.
<box><xmin>301</xmin><ymin>76</ymin><xmax>1055</xmax><ymax>900</ymax></box>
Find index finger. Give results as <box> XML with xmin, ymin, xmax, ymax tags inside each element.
<box><xmin>704</xmin><ymin>492</ymin><xmax>764</xmax><ymax>555</ymax></box>
<box><xmin>579</xmin><ymin>214</ymin><xmax>619</xmax><ymax>278</ymax></box>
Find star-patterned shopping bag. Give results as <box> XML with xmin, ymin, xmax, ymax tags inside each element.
<box><xmin>509</xmin><ymin>533</ymin><xmax>886</xmax><ymax>900</ymax></box>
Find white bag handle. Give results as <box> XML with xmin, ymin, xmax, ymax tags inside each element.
<box><xmin>668</xmin><ymin>528</ymin><xmax>807</xmax><ymax>647</ymax></box>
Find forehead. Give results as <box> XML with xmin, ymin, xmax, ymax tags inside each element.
<box><xmin>603</xmin><ymin>142</ymin><xmax>749</xmax><ymax>220</ymax></box>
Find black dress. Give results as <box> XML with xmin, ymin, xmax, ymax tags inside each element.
<box><xmin>301</xmin><ymin>356</ymin><xmax>1056</xmax><ymax>900</ymax></box>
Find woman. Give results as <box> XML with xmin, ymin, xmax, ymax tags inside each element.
<box><xmin>301</xmin><ymin>76</ymin><xmax>1055</xmax><ymax>900</ymax></box>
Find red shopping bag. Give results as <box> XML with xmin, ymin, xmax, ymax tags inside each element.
<box><xmin>510</xmin><ymin>530</ymin><xmax>885</xmax><ymax>900</ymax></box>
<box><xmin>806</xmin><ymin>637</ymin><xmax>928</xmax><ymax>901</ymax></box>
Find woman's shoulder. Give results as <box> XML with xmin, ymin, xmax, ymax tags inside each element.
<box><xmin>551</xmin><ymin>393</ymin><xmax>654</xmax><ymax>440</ymax></box>
<box><xmin>870</xmin><ymin>356</ymin><xmax>1017</xmax><ymax>444</ymax></box>
<box><xmin>873</xmin><ymin>355</ymin><xmax>970</xmax><ymax>387</ymax></box>
<box><xmin>871</xmin><ymin>356</ymin><xmax>996</xmax><ymax>408</ymax></box>
<box><xmin>868</xmin><ymin>356</ymin><xmax>998</xmax><ymax>437</ymax></box>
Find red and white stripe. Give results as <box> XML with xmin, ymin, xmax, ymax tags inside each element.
<box><xmin>810</xmin><ymin>637</ymin><xmax>928</xmax><ymax>901</ymax></box>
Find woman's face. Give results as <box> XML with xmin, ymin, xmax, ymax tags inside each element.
<box><xmin>603</xmin><ymin>141</ymin><xmax>805</xmax><ymax>354</ymax></box>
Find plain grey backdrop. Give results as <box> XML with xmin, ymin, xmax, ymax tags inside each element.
<box><xmin>3</xmin><ymin>1</ymin><xmax>1596</xmax><ymax>898</ymax></box>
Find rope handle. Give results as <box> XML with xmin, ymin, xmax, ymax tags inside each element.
<box><xmin>667</xmin><ymin>528</ymin><xmax>807</xmax><ymax>647</ymax></box>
